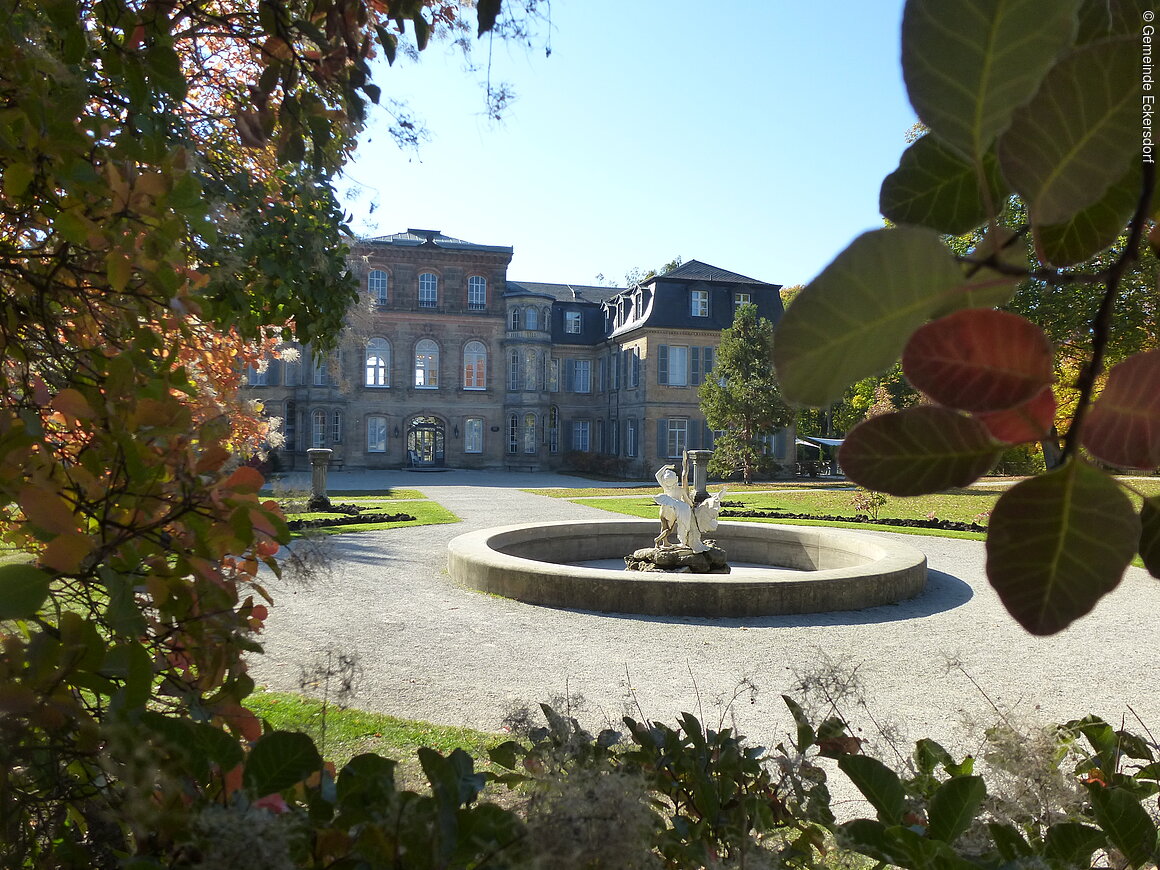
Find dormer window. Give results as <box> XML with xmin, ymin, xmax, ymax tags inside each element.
<box><xmin>565</xmin><ymin>310</ymin><xmax>582</xmax><ymax>334</ymax></box>
<box><xmin>734</xmin><ymin>291</ymin><xmax>752</xmax><ymax>308</ymax></box>
<box><xmin>691</xmin><ymin>289</ymin><xmax>709</xmax><ymax>317</ymax></box>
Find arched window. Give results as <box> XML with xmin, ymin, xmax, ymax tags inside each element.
<box><xmin>418</xmin><ymin>273</ymin><xmax>438</xmax><ymax>308</ymax></box>
<box><xmin>510</xmin><ymin>307</ymin><xmax>521</xmax><ymax>331</ymax></box>
<box><xmin>524</xmin><ymin>307</ymin><xmax>538</xmax><ymax>330</ymax></box>
<box><xmin>468</xmin><ymin>276</ymin><xmax>486</xmax><ymax>310</ymax></box>
<box><xmin>463</xmin><ymin>340</ymin><xmax>487</xmax><ymax>390</ymax></box>
<box><xmin>542</xmin><ymin>306</ymin><xmax>551</xmax><ymax>329</ymax></box>
<box><xmin>415</xmin><ymin>339</ymin><xmax>439</xmax><ymax>388</ymax></box>
<box><xmin>523</xmin><ymin>413</ymin><xmax>536</xmax><ymax>454</ymax></box>
<box><xmin>507</xmin><ymin>414</ymin><xmax>518</xmax><ymax>454</ymax></box>
<box><xmin>311</xmin><ymin>409</ymin><xmax>326</xmax><ymax>448</ymax></box>
<box><xmin>524</xmin><ymin>350</ymin><xmax>537</xmax><ymax>391</ymax></box>
<box><xmin>368</xmin><ymin>269</ymin><xmax>388</xmax><ymax>305</ymax></box>
<box><xmin>365</xmin><ymin>338</ymin><xmax>390</xmax><ymax>387</ymax></box>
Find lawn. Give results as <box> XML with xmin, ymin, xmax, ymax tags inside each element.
<box><xmin>282</xmin><ymin>493</ymin><xmax>460</xmax><ymax>536</ymax></box>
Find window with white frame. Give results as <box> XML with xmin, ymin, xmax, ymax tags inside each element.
<box><xmin>548</xmin><ymin>406</ymin><xmax>560</xmax><ymax>453</ymax></box>
<box><xmin>331</xmin><ymin>410</ymin><xmax>343</xmax><ymax>444</ymax></box>
<box><xmin>667</xmin><ymin>418</ymin><xmax>688</xmax><ymax>457</ymax></box>
<box><xmin>508</xmin><ymin>350</ymin><xmax>523</xmax><ymax>391</ymax></box>
<box><xmin>524</xmin><ymin>350</ymin><xmax>538</xmax><ymax>391</ymax></box>
<box><xmin>734</xmin><ymin>291</ymin><xmax>751</xmax><ymax>308</ymax></box>
<box><xmin>570</xmin><ymin>359</ymin><xmax>591</xmax><ymax>393</ymax></box>
<box><xmin>564</xmin><ymin>310</ymin><xmax>581</xmax><ymax>334</ymax></box>
<box><xmin>690</xmin><ymin>289</ymin><xmax>709</xmax><ymax>317</ymax></box>
<box><xmin>414</xmin><ymin>339</ymin><xmax>439</xmax><ymax>388</ymax></box>
<box><xmin>524</xmin><ymin>307</ymin><xmax>538</xmax><ymax>330</ymax></box>
<box><xmin>418</xmin><ymin>272</ymin><xmax>438</xmax><ymax>308</ymax></box>
<box><xmin>312</xmin><ymin>353</ymin><xmax>327</xmax><ymax>386</ymax></box>
<box><xmin>549</xmin><ymin>358</ymin><xmax>559</xmax><ymax>392</ymax></box>
<box><xmin>572</xmin><ymin>420</ymin><xmax>590</xmax><ymax>452</ymax></box>
<box><xmin>661</xmin><ymin>345</ymin><xmax>689</xmax><ymax>386</ymax></box>
<box><xmin>467</xmin><ymin>276</ymin><xmax>486</xmax><ymax>310</ymax></box>
<box><xmin>464</xmin><ymin>417</ymin><xmax>483</xmax><ymax>453</ymax></box>
<box><xmin>246</xmin><ymin>363</ymin><xmax>268</xmax><ymax>386</ymax></box>
<box><xmin>366</xmin><ymin>415</ymin><xmax>387</xmax><ymax>452</ymax></box>
<box><xmin>510</xmin><ymin>308</ymin><xmax>521</xmax><ymax>331</ymax></box>
<box><xmin>368</xmin><ymin>269</ymin><xmax>388</xmax><ymax>305</ymax></box>
<box><xmin>626</xmin><ymin>419</ymin><xmax>637</xmax><ymax>457</ymax></box>
<box><xmin>507</xmin><ymin>414</ymin><xmax>519</xmax><ymax>454</ymax></box>
<box><xmin>311</xmin><ymin>409</ymin><xmax>326</xmax><ymax>447</ymax></box>
<box><xmin>365</xmin><ymin>338</ymin><xmax>390</xmax><ymax>387</ymax></box>
<box><xmin>523</xmin><ymin>414</ymin><xmax>536</xmax><ymax>453</ymax></box>
<box><xmin>463</xmin><ymin>341</ymin><xmax>487</xmax><ymax>390</ymax></box>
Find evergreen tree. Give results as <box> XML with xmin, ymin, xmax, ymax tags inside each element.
<box><xmin>699</xmin><ymin>303</ymin><xmax>791</xmax><ymax>484</ymax></box>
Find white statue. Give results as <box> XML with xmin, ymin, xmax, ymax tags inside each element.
<box><xmin>653</xmin><ymin>461</ymin><xmax>727</xmax><ymax>553</ymax></box>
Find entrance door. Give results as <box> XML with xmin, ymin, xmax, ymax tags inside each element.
<box><xmin>406</xmin><ymin>416</ymin><xmax>445</xmax><ymax>466</ymax></box>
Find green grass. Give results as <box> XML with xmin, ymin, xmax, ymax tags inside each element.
<box><xmin>523</xmin><ymin>481</ymin><xmax>858</xmax><ymax>499</ymax></box>
<box><xmin>287</xmin><ymin>499</ymin><xmax>459</xmax><ymax>537</ymax></box>
<box><xmin>246</xmin><ymin>689</ymin><xmax>507</xmax><ymax>786</ymax></box>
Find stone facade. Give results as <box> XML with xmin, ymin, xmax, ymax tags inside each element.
<box><xmin>245</xmin><ymin>228</ymin><xmax>796</xmax><ymax>476</ymax></box>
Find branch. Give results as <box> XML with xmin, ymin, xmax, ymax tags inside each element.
<box><xmin>1060</xmin><ymin>161</ymin><xmax>1156</xmax><ymax>463</ymax></box>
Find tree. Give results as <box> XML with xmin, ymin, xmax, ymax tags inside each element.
<box><xmin>0</xmin><ymin>0</ymin><xmax>537</xmax><ymax>863</ymax></box>
<box><xmin>699</xmin><ymin>302</ymin><xmax>791</xmax><ymax>483</ymax></box>
<box><xmin>774</xmin><ymin>0</ymin><xmax>1157</xmax><ymax>638</ymax></box>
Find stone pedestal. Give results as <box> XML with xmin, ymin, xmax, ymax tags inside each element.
<box><xmin>624</xmin><ymin>544</ymin><xmax>730</xmax><ymax>574</ymax></box>
<box><xmin>306</xmin><ymin>448</ymin><xmax>332</xmax><ymax>510</ymax></box>
<box><xmin>687</xmin><ymin>449</ymin><xmax>713</xmax><ymax>504</ymax></box>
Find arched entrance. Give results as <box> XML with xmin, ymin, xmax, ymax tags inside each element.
<box><xmin>406</xmin><ymin>416</ymin><xmax>445</xmax><ymax>467</ymax></box>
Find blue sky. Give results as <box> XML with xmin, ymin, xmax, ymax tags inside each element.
<box><xmin>344</xmin><ymin>1</ymin><xmax>917</xmax><ymax>289</ymax></box>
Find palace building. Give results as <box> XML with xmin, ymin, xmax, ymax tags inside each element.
<box><xmin>245</xmin><ymin>228</ymin><xmax>795</xmax><ymax>476</ymax></box>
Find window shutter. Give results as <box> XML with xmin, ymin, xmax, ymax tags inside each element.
<box><xmin>690</xmin><ymin>347</ymin><xmax>702</xmax><ymax>386</ymax></box>
<box><xmin>705</xmin><ymin>421</ymin><xmax>714</xmax><ymax>448</ymax></box>
<box><xmin>704</xmin><ymin>347</ymin><xmax>715</xmax><ymax>378</ymax></box>
<box><xmin>657</xmin><ymin>419</ymin><xmax>668</xmax><ymax>458</ymax></box>
<box><xmin>565</xmin><ymin>420</ymin><xmax>574</xmax><ymax>451</ymax></box>
<box><xmin>657</xmin><ymin>345</ymin><xmax>668</xmax><ymax>385</ymax></box>
<box><xmin>688</xmin><ymin>421</ymin><xmax>701</xmax><ymax>450</ymax></box>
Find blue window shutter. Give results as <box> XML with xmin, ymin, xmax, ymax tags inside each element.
<box><xmin>691</xmin><ymin>347</ymin><xmax>702</xmax><ymax>386</ymax></box>
<box><xmin>705</xmin><ymin>346</ymin><xmax>715</xmax><ymax>378</ymax></box>
<box><xmin>689</xmin><ymin>421</ymin><xmax>701</xmax><ymax>449</ymax></box>
<box><xmin>657</xmin><ymin>345</ymin><xmax>668</xmax><ymax>385</ymax></box>
<box><xmin>657</xmin><ymin>419</ymin><xmax>668</xmax><ymax>458</ymax></box>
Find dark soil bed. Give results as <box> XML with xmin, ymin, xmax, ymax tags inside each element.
<box><xmin>718</xmin><ymin>508</ymin><xmax>987</xmax><ymax>533</ymax></box>
<box><xmin>287</xmin><ymin>512</ymin><xmax>416</xmax><ymax>531</ymax></box>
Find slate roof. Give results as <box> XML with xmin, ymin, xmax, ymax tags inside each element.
<box><xmin>504</xmin><ymin>281</ymin><xmax>623</xmax><ymax>303</ymax></box>
<box><xmin>361</xmin><ymin>228</ymin><xmax>513</xmax><ymax>254</ymax></box>
<box><xmin>655</xmin><ymin>259</ymin><xmax>771</xmax><ymax>285</ymax></box>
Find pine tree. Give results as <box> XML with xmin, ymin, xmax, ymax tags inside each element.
<box><xmin>699</xmin><ymin>303</ymin><xmax>791</xmax><ymax>484</ymax></box>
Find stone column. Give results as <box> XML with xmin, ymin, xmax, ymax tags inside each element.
<box><xmin>306</xmin><ymin>448</ymin><xmax>332</xmax><ymax>510</ymax></box>
<box><xmin>687</xmin><ymin>449</ymin><xmax>713</xmax><ymax>504</ymax></box>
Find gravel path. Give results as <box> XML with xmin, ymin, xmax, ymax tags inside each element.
<box><xmin>251</xmin><ymin>470</ymin><xmax>1160</xmax><ymax>756</ymax></box>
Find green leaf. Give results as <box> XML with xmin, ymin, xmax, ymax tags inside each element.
<box><xmin>1037</xmin><ymin>163</ymin><xmax>1143</xmax><ymax>266</ymax></box>
<box><xmin>837</xmin><ymin>754</ymin><xmax>906</xmax><ymax>824</ymax></box>
<box><xmin>999</xmin><ymin>38</ymin><xmax>1139</xmax><ymax>225</ymax></box>
<box><xmin>928</xmin><ymin>776</ymin><xmax>987</xmax><ymax>842</ymax></box>
<box><xmin>1077</xmin><ymin>0</ymin><xmax>1150</xmax><ymax>44</ymax></box>
<box><xmin>1141</xmin><ymin>497</ymin><xmax>1160</xmax><ymax>579</ymax></box>
<box><xmin>374</xmin><ymin>25</ymin><xmax>398</xmax><ymax>65</ymax></box>
<box><xmin>914</xmin><ymin>738</ymin><xmax>954</xmax><ymax>775</ymax></box>
<box><xmin>244</xmin><ymin>730</ymin><xmax>322</xmax><ymax>795</ymax></box>
<box><xmin>1045</xmin><ymin>821</ymin><xmax>1107</xmax><ymax>865</ymax></box>
<box><xmin>782</xmin><ymin>695</ymin><xmax>816</xmax><ymax>753</ymax></box>
<box><xmin>901</xmin><ymin>0</ymin><xmax>1080</xmax><ymax>162</ymax></box>
<box><xmin>1088</xmin><ymin>785</ymin><xmax>1158</xmax><ymax>867</ymax></box>
<box><xmin>3</xmin><ymin>163</ymin><xmax>35</xmax><ymax>199</ymax></box>
<box><xmin>902</xmin><ymin>309</ymin><xmax>1053</xmax><ymax>412</ymax></box>
<box><xmin>1081</xmin><ymin>350</ymin><xmax>1160</xmax><ymax>469</ymax></box>
<box><xmin>986</xmin><ymin>462</ymin><xmax>1141</xmax><ymax>635</ymax></box>
<box><xmin>839</xmin><ymin>407</ymin><xmax>1002</xmax><ymax>496</ymax></box>
<box><xmin>773</xmin><ymin>228</ymin><xmax>965</xmax><ymax>406</ymax></box>
<box><xmin>336</xmin><ymin>753</ymin><xmax>397</xmax><ymax>824</ymax></box>
<box><xmin>0</xmin><ymin>563</ymin><xmax>51</xmax><ymax>620</ymax></box>
<box><xmin>989</xmin><ymin>821</ymin><xmax>1033</xmax><ymax>859</ymax></box>
<box><xmin>881</xmin><ymin>136</ymin><xmax>1007</xmax><ymax>233</ymax></box>
<box><xmin>412</xmin><ymin>13</ymin><xmax>430</xmax><ymax>51</ymax></box>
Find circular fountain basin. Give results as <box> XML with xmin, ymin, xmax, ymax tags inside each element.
<box><xmin>447</xmin><ymin>520</ymin><xmax>927</xmax><ymax>618</ymax></box>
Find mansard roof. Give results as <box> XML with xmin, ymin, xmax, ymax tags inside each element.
<box><xmin>361</xmin><ymin>228</ymin><xmax>513</xmax><ymax>254</ymax></box>
<box><xmin>504</xmin><ymin>281</ymin><xmax>623</xmax><ymax>304</ymax></box>
<box><xmin>654</xmin><ymin>259</ymin><xmax>772</xmax><ymax>285</ymax></box>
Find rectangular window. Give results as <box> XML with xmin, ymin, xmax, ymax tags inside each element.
<box><xmin>565</xmin><ymin>310</ymin><xmax>582</xmax><ymax>334</ymax></box>
<box><xmin>663</xmin><ymin>346</ymin><xmax>689</xmax><ymax>386</ymax></box>
<box><xmin>626</xmin><ymin>347</ymin><xmax>640</xmax><ymax>387</ymax></box>
<box><xmin>573</xmin><ymin>359</ymin><xmax>591</xmax><ymax>393</ymax></box>
<box><xmin>667</xmin><ymin>418</ymin><xmax>688</xmax><ymax>458</ymax></box>
<box><xmin>691</xmin><ymin>289</ymin><xmax>709</xmax><ymax>317</ymax></box>
<box><xmin>246</xmin><ymin>364</ymin><xmax>268</xmax><ymax>386</ymax></box>
<box><xmin>549</xmin><ymin>358</ymin><xmax>559</xmax><ymax>392</ymax></box>
<box><xmin>331</xmin><ymin>411</ymin><xmax>343</xmax><ymax>444</ymax></box>
<box><xmin>612</xmin><ymin>352</ymin><xmax>620</xmax><ymax>390</ymax></box>
<box><xmin>626</xmin><ymin>419</ymin><xmax>637</xmax><ymax>457</ymax></box>
<box><xmin>313</xmin><ymin>354</ymin><xmax>327</xmax><ymax>386</ymax></box>
<box><xmin>508</xmin><ymin>416</ymin><xmax>519</xmax><ymax>454</ymax></box>
<box><xmin>419</xmin><ymin>273</ymin><xmax>438</xmax><ymax>308</ymax></box>
<box><xmin>468</xmin><ymin>276</ymin><xmax>486</xmax><ymax>310</ymax></box>
<box><xmin>734</xmin><ymin>292</ymin><xmax>751</xmax><ymax>308</ymax></box>
<box><xmin>465</xmin><ymin>418</ymin><xmax>483</xmax><ymax>453</ymax></box>
<box><xmin>367</xmin><ymin>416</ymin><xmax>387</xmax><ymax>452</ymax></box>
<box><xmin>524</xmin><ymin>415</ymin><xmax>537</xmax><ymax>454</ymax></box>
<box><xmin>573</xmin><ymin>420</ymin><xmax>590</xmax><ymax>452</ymax></box>
<box><xmin>509</xmin><ymin>351</ymin><xmax>523</xmax><ymax>391</ymax></box>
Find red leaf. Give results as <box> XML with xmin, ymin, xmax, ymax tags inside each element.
<box><xmin>19</xmin><ymin>485</ymin><xmax>78</xmax><ymax>535</ymax></box>
<box><xmin>903</xmin><ymin>309</ymin><xmax>1053</xmax><ymax>412</ymax></box>
<box><xmin>976</xmin><ymin>386</ymin><xmax>1057</xmax><ymax>443</ymax></box>
<box><xmin>39</xmin><ymin>532</ymin><xmax>91</xmax><ymax>573</ymax></box>
<box><xmin>224</xmin><ymin>465</ymin><xmax>265</xmax><ymax>494</ymax></box>
<box><xmin>50</xmin><ymin>388</ymin><xmax>95</xmax><ymax>420</ymax></box>
<box><xmin>1082</xmin><ymin>350</ymin><xmax>1160</xmax><ymax>469</ymax></box>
